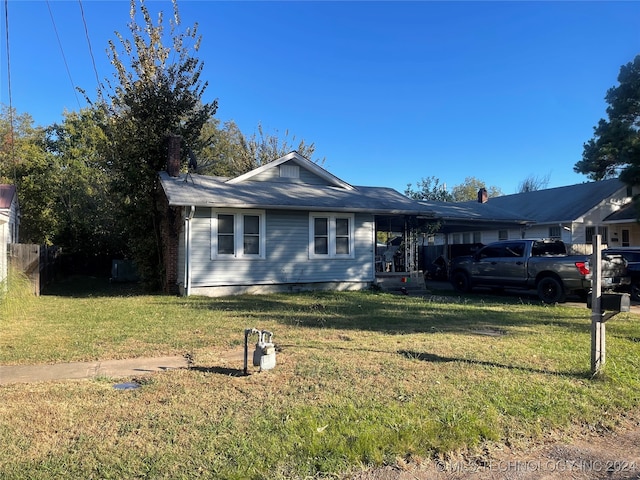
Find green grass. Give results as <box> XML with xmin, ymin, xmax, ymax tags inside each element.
<box><xmin>1</xmin><ymin>277</ymin><xmax>640</xmax><ymax>479</ymax></box>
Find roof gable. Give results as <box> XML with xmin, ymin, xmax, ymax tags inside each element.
<box><xmin>604</xmin><ymin>201</ymin><xmax>640</xmax><ymax>222</ymax></box>
<box><xmin>226</xmin><ymin>151</ymin><xmax>355</xmax><ymax>191</ymax></box>
<box><xmin>0</xmin><ymin>184</ymin><xmax>17</xmax><ymax>210</ymax></box>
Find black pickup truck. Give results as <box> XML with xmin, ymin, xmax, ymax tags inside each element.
<box><xmin>450</xmin><ymin>239</ymin><xmax>626</xmax><ymax>303</ymax></box>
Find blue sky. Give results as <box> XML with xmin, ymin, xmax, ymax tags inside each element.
<box><xmin>1</xmin><ymin>1</ymin><xmax>639</xmax><ymax>196</ymax></box>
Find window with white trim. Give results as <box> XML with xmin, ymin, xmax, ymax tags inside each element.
<box><xmin>211</xmin><ymin>209</ymin><xmax>265</xmax><ymax>259</ymax></box>
<box><xmin>309</xmin><ymin>213</ymin><xmax>355</xmax><ymax>258</ymax></box>
<box><xmin>585</xmin><ymin>226</ymin><xmax>608</xmax><ymax>244</ymax></box>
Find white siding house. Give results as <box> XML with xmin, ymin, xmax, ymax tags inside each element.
<box><xmin>160</xmin><ymin>152</ymin><xmax>431</xmax><ymax>297</ymax></box>
<box><xmin>0</xmin><ymin>185</ymin><xmax>20</xmax><ymax>285</ymax></box>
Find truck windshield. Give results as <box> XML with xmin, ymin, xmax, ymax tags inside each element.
<box><xmin>532</xmin><ymin>241</ymin><xmax>566</xmax><ymax>256</ymax></box>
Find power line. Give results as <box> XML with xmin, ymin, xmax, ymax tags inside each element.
<box><xmin>3</xmin><ymin>0</ymin><xmax>16</xmax><ymax>182</ymax></box>
<box><xmin>78</xmin><ymin>0</ymin><xmax>101</xmax><ymax>98</ymax></box>
<box><xmin>46</xmin><ymin>0</ymin><xmax>82</xmax><ymax>110</ymax></box>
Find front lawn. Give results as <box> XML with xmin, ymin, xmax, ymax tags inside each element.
<box><xmin>1</xmin><ymin>277</ymin><xmax>640</xmax><ymax>479</ymax></box>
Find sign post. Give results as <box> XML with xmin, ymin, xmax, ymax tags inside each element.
<box><xmin>590</xmin><ymin>235</ymin><xmax>605</xmax><ymax>375</ymax></box>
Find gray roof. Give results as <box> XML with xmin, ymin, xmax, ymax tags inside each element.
<box><xmin>460</xmin><ymin>178</ymin><xmax>626</xmax><ymax>224</ymax></box>
<box><xmin>159</xmin><ymin>171</ymin><xmax>434</xmax><ymax>215</ymax></box>
<box><xmin>416</xmin><ymin>198</ymin><xmax>530</xmax><ymax>232</ymax></box>
<box><xmin>0</xmin><ymin>184</ymin><xmax>17</xmax><ymax>210</ymax></box>
<box><xmin>419</xmin><ymin>198</ymin><xmax>530</xmax><ymax>223</ymax></box>
<box><xmin>159</xmin><ymin>152</ymin><xmax>625</xmax><ymax>231</ymax></box>
<box><xmin>604</xmin><ymin>201</ymin><xmax>640</xmax><ymax>222</ymax></box>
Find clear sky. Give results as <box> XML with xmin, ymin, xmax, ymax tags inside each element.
<box><xmin>1</xmin><ymin>1</ymin><xmax>639</xmax><ymax>196</ymax></box>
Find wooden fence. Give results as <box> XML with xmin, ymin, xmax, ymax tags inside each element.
<box><xmin>7</xmin><ymin>244</ymin><xmax>61</xmax><ymax>296</ymax></box>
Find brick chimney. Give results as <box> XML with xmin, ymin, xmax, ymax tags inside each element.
<box><xmin>167</xmin><ymin>135</ymin><xmax>182</xmax><ymax>177</ymax></box>
<box><xmin>477</xmin><ymin>188</ymin><xmax>488</xmax><ymax>203</ymax></box>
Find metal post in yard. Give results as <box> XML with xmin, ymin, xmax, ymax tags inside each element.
<box><xmin>590</xmin><ymin>235</ymin><xmax>605</xmax><ymax>375</ymax></box>
<box><xmin>244</xmin><ymin>329</ymin><xmax>251</xmax><ymax>376</ymax></box>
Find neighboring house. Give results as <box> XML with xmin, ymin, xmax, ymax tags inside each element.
<box><xmin>424</xmin><ymin>179</ymin><xmax>638</xmax><ymax>254</ymax></box>
<box><xmin>158</xmin><ymin>150</ymin><xmax>435</xmax><ymax>297</ymax></box>
<box><xmin>0</xmin><ymin>184</ymin><xmax>20</xmax><ymax>284</ymax></box>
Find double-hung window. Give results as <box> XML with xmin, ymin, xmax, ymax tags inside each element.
<box><xmin>211</xmin><ymin>209</ymin><xmax>265</xmax><ymax>259</ymax></box>
<box><xmin>309</xmin><ymin>213</ymin><xmax>355</xmax><ymax>258</ymax></box>
<box><xmin>585</xmin><ymin>226</ymin><xmax>608</xmax><ymax>244</ymax></box>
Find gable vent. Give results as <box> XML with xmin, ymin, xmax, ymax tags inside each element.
<box><xmin>280</xmin><ymin>164</ymin><xmax>300</xmax><ymax>179</ymax></box>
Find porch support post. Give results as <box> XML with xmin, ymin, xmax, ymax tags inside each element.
<box><xmin>404</xmin><ymin>218</ymin><xmax>410</xmax><ymax>273</ymax></box>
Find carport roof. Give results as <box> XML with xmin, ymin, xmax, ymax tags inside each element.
<box><xmin>418</xmin><ymin>199</ymin><xmax>531</xmax><ymax>232</ymax></box>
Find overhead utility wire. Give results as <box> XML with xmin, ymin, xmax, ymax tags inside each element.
<box><xmin>78</xmin><ymin>0</ymin><xmax>101</xmax><ymax>97</ymax></box>
<box><xmin>3</xmin><ymin>0</ymin><xmax>16</xmax><ymax>181</ymax></box>
<box><xmin>46</xmin><ymin>0</ymin><xmax>82</xmax><ymax>109</ymax></box>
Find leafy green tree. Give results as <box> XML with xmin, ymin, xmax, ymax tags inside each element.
<box><xmin>404</xmin><ymin>176</ymin><xmax>452</xmax><ymax>201</ymax></box>
<box><xmin>0</xmin><ymin>106</ymin><xmax>59</xmax><ymax>244</ymax></box>
<box><xmin>94</xmin><ymin>0</ymin><xmax>217</xmax><ymax>289</ymax></box>
<box><xmin>451</xmin><ymin>176</ymin><xmax>502</xmax><ymax>202</ymax></box>
<box><xmin>44</xmin><ymin>109</ymin><xmax>124</xmax><ymax>257</ymax></box>
<box><xmin>0</xmin><ymin>105</ymin><xmax>25</xmax><ymax>183</ymax></box>
<box><xmin>574</xmin><ymin>54</ymin><xmax>640</xmax><ymax>183</ymax></box>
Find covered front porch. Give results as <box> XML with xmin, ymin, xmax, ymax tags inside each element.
<box><xmin>373</xmin><ymin>214</ymin><xmax>434</xmax><ymax>294</ymax></box>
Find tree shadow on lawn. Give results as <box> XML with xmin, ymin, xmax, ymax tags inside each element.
<box><xmin>398</xmin><ymin>349</ymin><xmax>590</xmax><ymax>379</ymax></box>
<box><xmin>187</xmin><ymin>345</ymin><xmax>590</xmax><ymax>379</ymax></box>
<box><xmin>181</xmin><ymin>291</ymin><xmax>595</xmax><ymax>336</ymax></box>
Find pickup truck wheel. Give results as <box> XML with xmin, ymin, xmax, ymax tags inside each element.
<box><xmin>451</xmin><ymin>271</ymin><xmax>471</xmax><ymax>293</ymax></box>
<box><xmin>537</xmin><ymin>276</ymin><xmax>566</xmax><ymax>304</ymax></box>
<box><xmin>631</xmin><ymin>282</ymin><xmax>640</xmax><ymax>302</ymax></box>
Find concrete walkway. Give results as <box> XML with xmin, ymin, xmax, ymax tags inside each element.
<box><xmin>0</xmin><ymin>356</ymin><xmax>190</xmax><ymax>385</ymax></box>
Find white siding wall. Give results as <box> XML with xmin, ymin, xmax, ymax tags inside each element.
<box><xmin>1</xmin><ymin>194</ymin><xmax>18</xmax><ymax>284</ymax></box>
<box><xmin>249</xmin><ymin>161</ymin><xmax>331</xmax><ymax>185</ymax></box>
<box><xmin>0</xmin><ymin>220</ymin><xmax>7</xmax><ymax>284</ymax></box>
<box><xmin>569</xmin><ymin>187</ymin><xmax>631</xmax><ymax>249</ymax></box>
<box><xmin>187</xmin><ymin>208</ymin><xmax>374</xmax><ymax>288</ymax></box>
<box><xmin>608</xmin><ymin>223</ymin><xmax>640</xmax><ymax>247</ymax></box>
